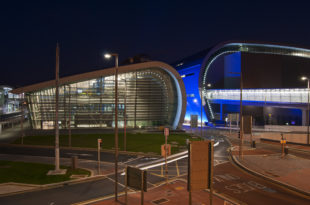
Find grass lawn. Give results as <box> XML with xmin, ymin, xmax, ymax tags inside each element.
<box><xmin>0</xmin><ymin>160</ymin><xmax>90</xmax><ymax>185</ymax></box>
<box><xmin>14</xmin><ymin>133</ymin><xmax>201</xmax><ymax>154</ymax></box>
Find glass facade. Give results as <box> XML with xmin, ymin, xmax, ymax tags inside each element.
<box><xmin>0</xmin><ymin>86</ymin><xmax>23</xmax><ymax>115</ymax></box>
<box><xmin>26</xmin><ymin>68</ymin><xmax>179</xmax><ymax>129</ymax></box>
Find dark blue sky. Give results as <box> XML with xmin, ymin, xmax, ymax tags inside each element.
<box><xmin>1</xmin><ymin>1</ymin><xmax>310</xmax><ymax>87</ymax></box>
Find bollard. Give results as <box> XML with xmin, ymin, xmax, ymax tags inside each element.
<box><xmin>284</xmin><ymin>146</ymin><xmax>289</xmax><ymax>155</ymax></box>
<box><xmin>252</xmin><ymin>140</ymin><xmax>256</xmax><ymax>148</ymax></box>
<box><xmin>71</xmin><ymin>156</ymin><xmax>78</xmax><ymax>169</ymax></box>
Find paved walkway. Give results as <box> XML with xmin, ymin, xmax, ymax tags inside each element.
<box><xmin>228</xmin><ymin>136</ymin><xmax>310</xmax><ymax>194</ymax></box>
<box><xmin>90</xmin><ymin>180</ymin><xmax>229</xmax><ymax>205</ymax></box>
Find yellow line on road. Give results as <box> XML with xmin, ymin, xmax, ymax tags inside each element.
<box><xmin>176</xmin><ymin>161</ymin><xmax>180</xmax><ymax>176</ymax></box>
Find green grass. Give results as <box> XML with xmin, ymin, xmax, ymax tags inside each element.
<box><xmin>14</xmin><ymin>133</ymin><xmax>202</xmax><ymax>154</ymax></box>
<box><xmin>0</xmin><ymin>160</ymin><xmax>90</xmax><ymax>185</ymax></box>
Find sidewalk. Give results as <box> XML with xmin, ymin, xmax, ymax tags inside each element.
<box><xmin>90</xmin><ymin>180</ymin><xmax>230</xmax><ymax>205</ymax></box>
<box><xmin>227</xmin><ymin>135</ymin><xmax>310</xmax><ymax>195</ymax></box>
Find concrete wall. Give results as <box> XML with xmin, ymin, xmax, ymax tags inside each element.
<box><xmin>263</xmin><ymin>125</ymin><xmax>308</xmax><ymax>132</ymax></box>
<box><xmin>255</xmin><ymin>132</ymin><xmax>307</xmax><ymax>144</ymax></box>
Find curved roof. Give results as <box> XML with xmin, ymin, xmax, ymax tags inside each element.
<box><xmin>199</xmin><ymin>40</ymin><xmax>310</xmax><ymax>120</ymax></box>
<box><xmin>199</xmin><ymin>40</ymin><xmax>310</xmax><ymax>89</ymax></box>
<box><xmin>12</xmin><ymin>61</ymin><xmax>182</xmax><ymax>93</ymax></box>
<box><xmin>12</xmin><ymin>61</ymin><xmax>187</xmax><ymax>129</ymax></box>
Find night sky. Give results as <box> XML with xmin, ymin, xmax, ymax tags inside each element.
<box><xmin>1</xmin><ymin>1</ymin><xmax>310</xmax><ymax>87</ymax></box>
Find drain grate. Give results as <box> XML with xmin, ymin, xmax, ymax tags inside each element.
<box><xmin>152</xmin><ymin>198</ymin><xmax>169</xmax><ymax>204</ymax></box>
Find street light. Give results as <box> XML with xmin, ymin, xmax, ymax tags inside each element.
<box><xmin>229</xmin><ymin>71</ymin><xmax>243</xmax><ymax>159</ymax></box>
<box><xmin>301</xmin><ymin>76</ymin><xmax>310</xmax><ymax>145</ymax></box>
<box><xmin>104</xmin><ymin>53</ymin><xmax>119</xmax><ymax>201</ymax></box>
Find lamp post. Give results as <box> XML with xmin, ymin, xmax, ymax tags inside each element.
<box><xmin>104</xmin><ymin>53</ymin><xmax>119</xmax><ymax>201</ymax></box>
<box><xmin>229</xmin><ymin>72</ymin><xmax>243</xmax><ymax>159</ymax></box>
<box><xmin>301</xmin><ymin>76</ymin><xmax>310</xmax><ymax>145</ymax></box>
<box><xmin>55</xmin><ymin>43</ymin><xmax>60</xmax><ymax>172</ymax></box>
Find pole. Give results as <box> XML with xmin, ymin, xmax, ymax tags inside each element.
<box><xmin>68</xmin><ymin>85</ymin><xmax>71</xmax><ymax>147</ymax></box>
<box><xmin>124</xmin><ymin>79</ymin><xmax>127</xmax><ymax>151</ymax></box>
<box><xmin>209</xmin><ymin>141</ymin><xmax>214</xmax><ymax>205</ymax></box>
<box><xmin>21</xmin><ymin>102</ymin><xmax>24</xmax><ymax>144</ymax></box>
<box><xmin>100</xmin><ymin>78</ymin><xmax>103</xmax><ymax>128</ymax></box>
<box><xmin>239</xmin><ymin>72</ymin><xmax>243</xmax><ymax>160</ymax></box>
<box><xmin>141</xmin><ymin>170</ymin><xmax>144</xmax><ymax>205</ymax></box>
<box><xmin>55</xmin><ymin>43</ymin><xmax>60</xmax><ymax>172</ymax></box>
<box><xmin>125</xmin><ymin>166</ymin><xmax>128</xmax><ymax>205</ymax></box>
<box><xmin>281</xmin><ymin>133</ymin><xmax>284</xmax><ymax>158</ymax></box>
<box><xmin>98</xmin><ymin>139</ymin><xmax>101</xmax><ymax>174</ymax></box>
<box><xmin>114</xmin><ymin>54</ymin><xmax>119</xmax><ymax>201</ymax></box>
<box><xmin>200</xmin><ymin>88</ymin><xmax>203</xmax><ymax>138</ymax></box>
<box><xmin>188</xmin><ymin>143</ymin><xmax>191</xmax><ymax>205</ymax></box>
<box><xmin>307</xmin><ymin>79</ymin><xmax>309</xmax><ymax>144</ymax></box>
<box><xmin>165</xmin><ymin>134</ymin><xmax>168</xmax><ymax>184</ymax></box>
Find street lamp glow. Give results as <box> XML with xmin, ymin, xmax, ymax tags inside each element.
<box><xmin>301</xmin><ymin>76</ymin><xmax>308</xmax><ymax>81</ymax></box>
<box><xmin>104</xmin><ymin>53</ymin><xmax>112</xmax><ymax>59</ymax></box>
<box><xmin>104</xmin><ymin>51</ymin><xmax>119</xmax><ymax>201</ymax></box>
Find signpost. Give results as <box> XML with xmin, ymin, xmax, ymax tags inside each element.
<box><xmin>280</xmin><ymin>133</ymin><xmax>286</xmax><ymax>158</ymax></box>
<box><xmin>243</xmin><ymin>115</ymin><xmax>253</xmax><ymax>147</ymax></box>
<box><xmin>188</xmin><ymin>140</ymin><xmax>214</xmax><ymax>205</ymax></box>
<box><xmin>98</xmin><ymin>138</ymin><xmax>102</xmax><ymax>174</ymax></box>
<box><xmin>190</xmin><ymin>115</ymin><xmax>198</xmax><ymax>134</ymax></box>
<box><xmin>125</xmin><ymin>166</ymin><xmax>147</xmax><ymax>205</ymax></box>
<box><xmin>164</xmin><ymin>127</ymin><xmax>169</xmax><ymax>183</ymax></box>
<box><xmin>161</xmin><ymin>144</ymin><xmax>171</xmax><ymax>157</ymax></box>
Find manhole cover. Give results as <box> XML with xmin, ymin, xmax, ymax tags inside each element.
<box><xmin>152</xmin><ymin>198</ymin><xmax>169</xmax><ymax>204</ymax></box>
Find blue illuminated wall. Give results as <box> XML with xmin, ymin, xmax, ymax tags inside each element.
<box><xmin>224</xmin><ymin>52</ymin><xmax>241</xmax><ymax>89</ymax></box>
<box><xmin>177</xmin><ymin>64</ymin><xmax>208</xmax><ymax>124</ymax></box>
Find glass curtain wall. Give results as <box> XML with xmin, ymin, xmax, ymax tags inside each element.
<box><xmin>26</xmin><ymin>68</ymin><xmax>178</xmax><ymax>129</ymax></box>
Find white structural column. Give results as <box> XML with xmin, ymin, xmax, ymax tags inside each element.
<box><xmin>302</xmin><ymin>108</ymin><xmax>307</xmax><ymax>126</ymax></box>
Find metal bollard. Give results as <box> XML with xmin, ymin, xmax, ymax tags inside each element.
<box><xmin>71</xmin><ymin>156</ymin><xmax>78</xmax><ymax>169</ymax></box>
<box><xmin>284</xmin><ymin>146</ymin><xmax>289</xmax><ymax>155</ymax></box>
<box><xmin>252</xmin><ymin>140</ymin><xmax>256</xmax><ymax>148</ymax></box>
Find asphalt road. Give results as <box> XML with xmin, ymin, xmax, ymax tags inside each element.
<box><xmin>0</xmin><ymin>144</ymin><xmax>138</xmax><ymax>163</ymax></box>
<box><xmin>0</xmin><ymin>134</ymin><xmax>309</xmax><ymax>205</ymax></box>
<box><xmin>213</xmin><ymin>162</ymin><xmax>310</xmax><ymax>205</ymax></box>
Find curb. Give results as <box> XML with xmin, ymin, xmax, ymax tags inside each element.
<box><xmin>0</xmin><ymin>175</ymin><xmax>107</xmax><ymax>197</ymax></box>
<box><xmin>0</xmin><ymin>143</ymin><xmax>160</xmax><ymax>157</ymax></box>
<box><xmin>229</xmin><ymin>150</ymin><xmax>310</xmax><ymax>198</ymax></box>
<box><xmin>260</xmin><ymin>139</ymin><xmax>310</xmax><ymax>154</ymax></box>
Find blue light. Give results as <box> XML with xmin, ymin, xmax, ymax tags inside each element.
<box><xmin>178</xmin><ymin>64</ymin><xmax>208</xmax><ymax>124</ymax></box>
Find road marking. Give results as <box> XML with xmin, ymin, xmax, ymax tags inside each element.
<box><xmin>66</xmin><ymin>152</ymin><xmax>93</xmax><ymax>157</ymax></box>
<box><xmin>175</xmin><ymin>186</ymin><xmax>185</xmax><ymax>190</ymax></box>
<box><xmin>123</xmin><ymin>156</ymin><xmax>145</xmax><ymax>164</ymax></box>
<box><xmin>176</xmin><ymin>161</ymin><xmax>180</xmax><ymax>176</ymax></box>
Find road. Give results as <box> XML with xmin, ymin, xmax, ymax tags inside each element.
<box><xmin>0</xmin><ymin>144</ymin><xmax>141</xmax><ymax>163</ymax></box>
<box><xmin>0</xmin><ymin>133</ymin><xmax>309</xmax><ymax>204</ymax></box>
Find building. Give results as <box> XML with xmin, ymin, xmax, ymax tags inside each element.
<box><xmin>0</xmin><ymin>85</ymin><xmax>23</xmax><ymax>117</ymax></box>
<box><xmin>173</xmin><ymin>41</ymin><xmax>310</xmax><ymax>127</ymax></box>
<box><xmin>11</xmin><ymin>61</ymin><xmax>186</xmax><ymax>130</ymax></box>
